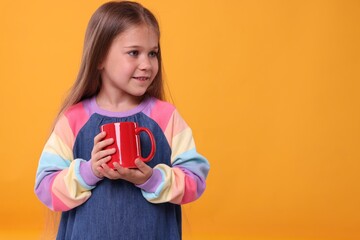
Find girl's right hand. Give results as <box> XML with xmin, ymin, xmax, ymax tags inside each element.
<box><xmin>90</xmin><ymin>131</ymin><xmax>116</xmax><ymax>178</ymax></box>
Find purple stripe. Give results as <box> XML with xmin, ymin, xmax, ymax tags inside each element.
<box><xmin>141</xmin><ymin>97</ymin><xmax>155</xmax><ymax>117</ymax></box>
<box><xmin>86</xmin><ymin>96</ymin><xmax>154</xmax><ymax>117</ymax></box>
<box><xmin>136</xmin><ymin>168</ymin><xmax>162</xmax><ymax>192</ymax></box>
<box><xmin>177</xmin><ymin>166</ymin><xmax>206</xmax><ymax>198</ymax></box>
<box><xmin>79</xmin><ymin>161</ymin><xmax>103</xmax><ymax>186</ymax></box>
<box><xmin>34</xmin><ymin>173</ymin><xmax>57</xmax><ymax>209</ymax></box>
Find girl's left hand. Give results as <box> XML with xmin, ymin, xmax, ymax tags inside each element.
<box><xmin>98</xmin><ymin>159</ymin><xmax>153</xmax><ymax>185</ymax></box>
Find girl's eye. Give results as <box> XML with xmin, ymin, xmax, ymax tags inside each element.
<box><xmin>128</xmin><ymin>50</ymin><xmax>139</xmax><ymax>56</ymax></box>
<box><xmin>149</xmin><ymin>51</ymin><xmax>158</xmax><ymax>58</ymax></box>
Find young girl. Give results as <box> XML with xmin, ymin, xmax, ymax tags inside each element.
<box><xmin>34</xmin><ymin>1</ymin><xmax>210</xmax><ymax>239</ymax></box>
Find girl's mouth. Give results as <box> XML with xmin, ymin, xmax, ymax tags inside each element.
<box><xmin>133</xmin><ymin>76</ymin><xmax>150</xmax><ymax>81</ymax></box>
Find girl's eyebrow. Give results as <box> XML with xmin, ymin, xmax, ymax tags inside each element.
<box><xmin>123</xmin><ymin>45</ymin><xmax>159</xmax><ymax>50</ymax></box>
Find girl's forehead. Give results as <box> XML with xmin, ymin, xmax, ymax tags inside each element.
<box><xmin>111</xmin><ymin>24</ymin><xmax>159</xmax><ymax>47</ymax></box>
<box><xmin>118</xmin><ymin>24</ymin><xmax>159</xmax><ymax>38</ymax></box>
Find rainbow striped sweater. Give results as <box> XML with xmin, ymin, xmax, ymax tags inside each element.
<box><xmin>34</xmin><ymin>96</ymin><xmax>209</xmax><ymax>239</ymax></box>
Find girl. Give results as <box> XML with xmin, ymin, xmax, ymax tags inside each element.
<box><xmin>34</xmin><ymin>1</ymin><xmax>210</xmax><ymax>240</ymax></box>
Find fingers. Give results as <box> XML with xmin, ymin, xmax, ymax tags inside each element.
<box><xmin>96</xmin><ymin>158</ymin><xmax>153</xmax><ymax>185</ymax></box>
<box><xmin>113</xmin><ymin>163</ymin><xmax>127</xmax><ymax>175</ymax></box>
<box><xmin>92</xmin><ymin>132</ymin><xmax>114</xmax><ymax>154</ymax></box>
<box><xmin>103</xmin><ymin>162</ymin><xmax>140</xmax><ymax>182</ymax></box>
<box><xmin>94</xmin><ymin>148</ymin><xmax>116</xmax><ymax>161</ymax></box>
<box><xmin>135</xmin><ymin>159</ymin><xmax>151</xmax><ymax>174</ymax></box>
<box><xmin>94</xmin><ymin>131</ymin><xmax>106</xmax><ymax>145</ymax></box>
<box><xmin>91</xmin><ymin>131</ymin><xmax>115</xmax><ymax>164</ymax></box>
<box><xmin>91</xmin><ymin>132</ymin><xmax>116</xmax><ymax>178</ymax></box>
<box><xmin>99</xmin><ymin>162</ymin><xmax>123</xmax><ymax>180</ymax></box>
<box><xmin>92</xmin><ymin>155</ymin><xmax>112</xmax><ymax>178</ymax></box>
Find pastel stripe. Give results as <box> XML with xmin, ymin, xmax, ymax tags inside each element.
<box><xmin>150</xmin><ymin>100</ymin><xmax>175</xmax><ymax>135</ymax></box>
<box><xmin>52</xmin><ymin>192</ymin><xmax>71</xmax><ymax>211</ymax></box>
<box><xmin>172</xmin><ymin>148</ymin><xmax>209</xmax><ymax>179</ymax></box>
<box><xmin>141</xmin><ymin>162</ymin><xmax>206</xmax><ymax>204</ymax></box>
<box><xmin>64</xmin><ymin>162</ymin><xmax>92</xmax><ymax>198</ymax></box>
<box><xmin>140</xmin><ymin>99</ymin><xmax>210</xmax><ymax>204</ymax></box>
<box><xmin>35</xmin><ymin>152</ymin><xmax>71</xmax><ymax>188</ymax></box>
<box><xmin>36</xmin><ymin>97</ymin><xmax>209</xmax><ymax>209</ymax></box>
<box><xmin>170</xmin><ymin>168</ymin><xmax>186</xmax><ymax>204</ymax></box>
<box><xmin>136</xmin><ymin>168</ymin><xmax>163</xmax><ymax>192</ymax></box>
<box><xmin>141</xmin><ymin>168</ymin><xmax>168</xmax><ymax>202</ymax></box>
<box><xmin>170</xmin><ymin>128</ymin><xmax>195</xmax><ymax>163</ymax></box>
<box><xmin>52</xmin><ymin>168</ymin><xmax>91</xmax><ymax>209</ymax></box>
<box><xmin>51</xmin><ymin>169</ymin><xmax>72</xmax><ymax>207</ymax></box>
<box><xmin>79</xmin><ymin>161</ymin><xmax>103</xmax><ymax>186</ymax></box>
<box><xmin>177</xmin><ymin>166</ymin><xmax>206</xmax><ymax>204</ymax></box>
<box><xmin>181</xmin><ymin>173</ymin><xmax>198</xmax><ymax>204</ymax></box>
<box><xmin>53</xmin><ymin>114</ymin><xmax>75</xmax><ymax>151</ymax></box>
<box><xmin>35</xmin><ymin>173</ymin><xmax>57</xmax><ymax>209</ymax></box>
<box><xmin>50</xmin><ymin>172</ymin><xmax>71</xmax><ymax>211</ymax></box>
<box><xmin>73</xmin><ymin>159</ymin><xmax>95</xmax><ymax>189</ymax></box>
<box><xmin>64</xmin><ymin>102</ymin><xmax>89</xmax><ymax>137</ymax></box>
<box><xmin>43</xmin><ymin>133</ymin><xmax>74</xmax><ymax>161</ymax></box>
<box><xmin>164</xmin><ymin>110</ymin><xmax>189</xmax><ymax>138</ymax></box>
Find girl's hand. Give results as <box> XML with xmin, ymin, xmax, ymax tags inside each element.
<box><xmin>90</xmin><ymin>131</ymin><xmax>116</xmax><ymax>178</ymax></box>
<box><xmin>98</xmin><ymin>159</ymin><xmax>153</xmax><ymax>185</ymax></box>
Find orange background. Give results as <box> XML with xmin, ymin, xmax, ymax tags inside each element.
<box><xmin>1</xmin><ymin>0</ymin><xmax>360</xmax><ymax>239</ymax></box>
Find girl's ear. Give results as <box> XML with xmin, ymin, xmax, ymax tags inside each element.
<box><xmin>98</xmin><ymin>61</ymin><xmax>104</xmax><ymax>70</ymax></box>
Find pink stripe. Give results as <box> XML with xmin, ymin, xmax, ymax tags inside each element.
<box><xmin>171</xmin><ymin>110</ymin><xmax>189</xmax><ymax>137</ymax></box>
<box><xmin>181</xmin><ymin>175</ymin><xmax>198</xmax><ymax>204</ymax></box>
<box><xmin>50</xmin><ymin>173</ymin><xmax>71</xmax><ymax>211</ymax></box>
<box><xmin>54</xmin><ymin>115</ymin><xmax>74</xmax><ymax>150</ymax></box>
<box><xmin>150</xmin><ymin>100</ymin><xmax>175</xmax><ymax>132</ymax></box>
<box><xmin>52</xmin><ymin>191</ymin><xmax>71</xmax><ymax>211</ymax></box>
<box><xmin>64</xmin><ymin>102</ymin><xmax>89</xmax><ymax>137</ymax></box>
<box><xmin>52</xmin><ymin>168</ymin><xmax>91</xmax><ymax>209</ymax></box>
<box><xmin>171</xmin><ymin>168</ymin><xmax>186</xmax><ymax>204</ymax></box>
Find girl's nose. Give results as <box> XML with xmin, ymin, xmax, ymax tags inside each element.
<box><xmin>139</xmin><ymin>56</ymin><xmax>152</xmax><ymax>70</ymax></box>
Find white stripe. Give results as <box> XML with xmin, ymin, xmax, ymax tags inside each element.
<box><xmin>115</xmin><ymin>122</ymin><xmax>122</xmax><ymax>165</ymax></box>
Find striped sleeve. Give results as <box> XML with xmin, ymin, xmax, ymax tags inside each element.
<box><xmin>138</xmin><ymin>101</ymin><xmax>210</xmax><ymax>204</ymax></box>
<box><xmin>34</xmin><ymin>103</ymin><xmax>97</xmax><ymax>211</ymax></box>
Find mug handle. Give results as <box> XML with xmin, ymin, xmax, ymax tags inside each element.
<box><xmin>135</xmin><ymin>127</ymin><xmax>156</xmax><ymax>162</ymax></box>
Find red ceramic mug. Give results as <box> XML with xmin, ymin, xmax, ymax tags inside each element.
<box><xmin>100</xmin><ymin>122</ymin><xmax>156</xmax><ymax>168</ymax></box>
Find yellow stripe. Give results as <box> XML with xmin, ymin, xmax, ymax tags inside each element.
<box><xmin>146</xmin><ymin>165</ymin><xmax>173</xmax><ymax>203</ymax></box>
<box><xmin>64</xmin><ymin>162</ymin><xmax>90</xmax><ymax>199</ymax></box>
<box><xmin>171</xmin><ymin>128</ymin><xmax>195</xmax><ymax>163</ymax></box>
<box><xmin>164</xmin><ymin>110</ymin><xmax>189</xmax><ymax>148</ymax></box>
<box><xmin>44</xmin><ymin>133</ymin><xmax>74</xmax><ymax>161</ymax></box>
<box><xmin>52</xmin><ymin>168</ymin><xmax>90</xmax><ymax>208</ymax></box>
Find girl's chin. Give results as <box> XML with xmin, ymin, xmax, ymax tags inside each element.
<box><xmin>128</xmin><ymin>90</ymin><xmax>148</xmax><ymax>98</ymax></box>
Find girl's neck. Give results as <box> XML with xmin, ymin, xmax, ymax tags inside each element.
<box><xmin>96</xmin><ymin>91</ymin><xmax>144</xmax><ymax>112</ymax></box>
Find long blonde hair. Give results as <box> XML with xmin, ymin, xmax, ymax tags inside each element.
<box><xmin>59</xmin><ymin>1</ymin><xmax>164</xmax><ymax>117</ymax></box>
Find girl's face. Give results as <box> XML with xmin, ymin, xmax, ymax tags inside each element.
<box><xmin>99</xmin><ymin>24</ymin><xmax>159</xmax><ymax>102</ymax></box>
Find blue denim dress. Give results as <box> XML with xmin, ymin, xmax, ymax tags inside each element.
<box><xmin>56</xmin><ymin>113</ymin><xmax>181</xmax><ymax>240</ymax></box>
